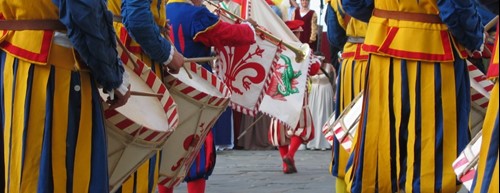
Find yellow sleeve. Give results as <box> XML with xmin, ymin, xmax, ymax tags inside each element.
<box><xmin>310</xmin><ymin>12</ymin><xmax>318</xmax><ymax>42</ymax></box>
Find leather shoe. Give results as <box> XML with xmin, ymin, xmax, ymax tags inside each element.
<box><xmin>283</xmin><ymin>155</ymin><xmax>297</xmax><ymax>173</ymax></box>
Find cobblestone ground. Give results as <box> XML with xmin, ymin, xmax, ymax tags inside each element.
<box><xmin>169</xmin><ymin>150</ymin><xmax>468</xmax><ymax>193</ymax></box>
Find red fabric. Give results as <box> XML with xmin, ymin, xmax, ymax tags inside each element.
<box><xmin>294</xmin><ymin>9</ymin><xmax>316</xmax><ymax>51</ymax></box>
<box><xmin>194</xmin><ymin>21</ymin><xmax>255</xmax><ymax>49</ymax></box>
<box><xmin>278</xmin><ymin>145</ymin><xmax>289</xmax><ymax>158</ymax></box>
<box><xmin>187</xmin><ymin>179</ymin><xmax>206</xmax><ymax>193</ymax></box>
<box><xmin>285</xmin><ymin>20</ymin><xmax>304</xmax><ymax>32</ymax></box>
<box><xmin>287</xmin><ymin>136</ymin><xmax>304</xmax><ymax>159</ymax></box>
<box><xmin>309</xmin><ymin>62</ymin><xmax>320</xmax><ymax>75</ymax></box>
<box><xmin>157</xmin><ymin>185</ymin><xmax>174</xmax><ymax>193</ymax></box>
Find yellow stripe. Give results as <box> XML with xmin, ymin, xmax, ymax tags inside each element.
<box><xmin>136</xmin><ymin>160</ymin><xmax>150</xmax><ymax>193</ymax></box>
<box><xmin>440</xmin><ymin>62</ymin><xmax>458</xmax><ymax>193</ymax></box>
<box><xmin>359</xmin><ymin>55</ymin><xmax>385</xmax><ymax>192</ymax></box>
<box><xmin>10</xmin><ymin>60</ymin><xmax>31</xmax><ymax>193</ymax></box>
<box><xmin>51</xmin><ymin>67</ymin><xmax>71</xmax><ymax>193</ymax></box>
<box><xmin>121</xmin><ymin>175</ymin><xmax>135</xmax><ymax>193</ymax></box>
<box><xmin>3</xmin><ymin>55</ymin><xmax>14</xmax><ymax>193</ymax></box>
<box><xmin>20</xmin><ymin>65</ymin><xmax>51</xmax><ymax>193</ymax></box>
<box><xmin>473</xmin><ymin>82</ymin><xmax>499</xmax><ymax>193</ymax></box>
<box><xmin>392</xmin><ymin>61</ymin><xmax>402</xmax><ymax>190</ymax></box>
<box><xmin>375</xmin><ymin>59</ymin><xmax>391</xmax><ymax>192</ymax></box>
<box><xmin>419</xmin><ymin>62</ymin><xmax>436</xmax><ymax>192</ymax></box>
<box><xmin>405</xmin><ymin>61</ymin><xmax>417</xmax><ymax>193</ymax></box>
<box><xmin>72</xmin><ymin>72</ymin><xmax>92</xmax><ymax>193</ymax></box>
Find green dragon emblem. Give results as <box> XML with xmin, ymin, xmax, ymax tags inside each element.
<box><xmin>265</xmin><ymin>54</ymin><xmax>302</xmax><ymax>101</ymax></box>
<box><xmin>277</xmin><ymin>54</ymin><xmax>301</xmax><ymax>96</ymax></box>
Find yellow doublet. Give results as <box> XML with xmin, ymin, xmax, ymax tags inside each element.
<box><xmin>363</xmin><ymin>0</ymin><xmax>467</xmax><ymax>62</ymax></box>
<box><xmin>0</xmin><ymin>0</ymin><xmax>61</xmax><ymax>64</ymax></box>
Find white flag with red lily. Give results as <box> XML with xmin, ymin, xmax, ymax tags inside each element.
<box><xmin>206</xmin><ymin>0</ymin><xmax>282</xmax><ymax>116</ymax></box>
<box><xmin>245</xmin><ymin>0</ymin><xmax>312</xmax><ymax>129</ymax></box>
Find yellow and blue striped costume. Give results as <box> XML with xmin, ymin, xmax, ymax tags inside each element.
<box><xmin>1</xmin><ymin>0</ymin><xmax>126</xmax><ymax>192</ymax></box>
<box><xmin>342</xmin><ymin>0</ymin><xmax>484</xmax><ymax>192</ymax></box>
<box><xmin>327</xmin><ymin>0</ymin><xmax>368</xmax><ymax>192</ymax></box>
<box><xmin>471</xmin><ymin>24</ymin><xmax>499</xmax><ymax>193</ymax></box>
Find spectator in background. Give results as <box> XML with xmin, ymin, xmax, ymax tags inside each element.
<box><xmin>292</xmin><ymin>0</ymin><xmax>318</xmax><ymax>51</ymax></box>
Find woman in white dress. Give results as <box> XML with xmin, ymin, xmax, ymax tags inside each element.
<box><xmin>306</xmin><ymin>58</ymin><xmax>335</xmax><ymax>150</ymax></box>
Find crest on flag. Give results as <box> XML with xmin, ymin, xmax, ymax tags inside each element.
<box><xmin>207</xmin><ymin>0</ymin><xmax>313</xmax><ymax>128</ymax></box>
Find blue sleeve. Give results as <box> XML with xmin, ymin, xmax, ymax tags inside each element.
<box><xmin>342</xmin><ymin>0</ymin><xmax>373</xmax><ymax>23</ymax></box>
<box><xmin>326</xmin><ymin>4</ymin><xmax>347</xmax><ymax>49</ymax></box>
<box><xmin>438</xmin><ymin>0</ymin><xmax>484</xmax><ymax>51</ymax></box>
<box><xmin>54</xmin><ymin>0</ymin><xmax>124</xmax><ymax>91</ymax></box>
<box><xmin>191</xmin><ymin>8</ymin><xmax>220</xmax><ymax>37</ymax></box>
<box><xmin>475</xmin><ymin>1</ymin><xmax>496</xmax><ymax>27</ymax></box>
<box><xmin>121</xmin><ymin>0</ymin><xmax>173</xmax><ymax>64</ymax></box>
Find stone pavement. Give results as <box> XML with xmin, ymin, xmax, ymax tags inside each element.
<box><xmin>173</xmin><ymin>149</ymin><xmax>334</xmax><ymax>193</ymax></box>
<box><xmin>171</xmin><ymin>150</ymin><xmax>468</xmax><ymax>193</ymax></box>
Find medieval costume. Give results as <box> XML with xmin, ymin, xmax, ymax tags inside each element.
<box><xmin>342</xmin><ymin>0</ymin><xmax>484</xmax><ymax>192</ymax></box>
<box><xmin>0</xmin><ymin>0</ymin><xmax>128</xmax><ymax>192</ymax></box>
<box><xmin>159</xmin><ymin>0</ymin><xmax>255</xmax><ymax>193</ymax></box>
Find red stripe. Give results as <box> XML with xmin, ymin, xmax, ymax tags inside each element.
<box><xmin>485</xmin><ymin>84</ymin><xmax>494</xmax><ymax>91</ymax></box>
<box><xmin>0</xmin><ymin>30</ymin><xmax>53</xmax><ymax>63</ymax></box>
<box><xmin>201</xmin><ymin>67</ymin><xmax>208</xmax><ymax>80</ymax></box>
<box><xmin>158</xmin><ymin>177</ymin><xmax>171</xmax><ymax>185</ymax></box>
<box><xmin>158</xmin><ymin>84</ymin><xmax>166</xmax><ymax>94</ymax></box>
<box><xmin>181</xmin><ymin>87</ymin><xmax>196</xmax><ymax>95</ymax></box>
<box><xmin>364</xmin><ymin>29</ymin><xmax>454</xmax><ymax>61</ymax></box>
<box><xmin>460</xmin><ymin>169</ymin><xmax>476</xmax><ymax>182</ymax></box>
<box><xmin>146</xmin><ymin>73</ymin><xmax>156</xmax><ymax>87</ymax></box>
<box><xmin>164</xmin><ymin>97</ymin><xmax>174</xmax><ymax>112</ymax></box>
<box><xmin>190</xmin><ymin>62</ymin><xmax>197</xmax><ymax>71</ymax></box>
<box><xmin>168</xmin><ymin>108</ymin><xmax>178</xmax><ymax>124</ymax></box>
<box><xmin>474</xmin><ymin>76</ymin><xmax>486</xmax><ymax>82</ymax></box>
<box><xmin>468</xmin><ymin>65</ymin><xmax>477</xmax><ymax>71</ymax></box>
<box><xmin>104</xmin><ymin>109</ymin><xmax>119</xmax><ymax>118</ymax></box>
<box><xmin>471</xmin><ymin>93</ymin><xmax>484</xmax><ymax>101</ymax></box>
<box><xmin>480</xmin><ymin>102</ymin><xmax>489</xmax><ymax>108</ymax></box>
<box><xmin>192</xmin><ymin>92</ymin><xmax>208</xmax><ymax>101</ymax></box>
<box><xmin>116</xmin><ymin>119</ymin><xmax>135</xmax><ymax>130</ymax></box>
<box><xmin>120</xmin><ymin>52</ymin><xmax>129</xmax><ymax>65</ymax></box>
<box><xmin>145</xmin><ymin>131</ymin><xmax>160</xmax><ymax>141</ymax></box>
<box><xmin>453</xmin><ymin>156</ymin><xmax>469</xmax><ymax>168</ymax></box>
<box><xmin>334</xmin><ymin>126</ymin><xmax>344</xmax><ymax>135</ymax></box>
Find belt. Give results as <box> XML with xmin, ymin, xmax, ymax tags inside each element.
<box><xmin>0</xmin><ymin>19</ymin><xmax>66</xmax><ymax>30</ymax></box>
<box><xmin>372</xmin><ymin>8</ymin><xmax>442</xmax><ymax>23</ymax></box>
<box><xmin>113</xmin><ymin>15</ymin><xmax>169</xmax><ymax>34</ymax></box>
<box><xmin>347</xmin><ymin>37</ymin><xmax>365</xmax><ymax>44</ymax></box>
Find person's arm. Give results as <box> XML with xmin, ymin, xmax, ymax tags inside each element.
<box><xmin>193</xmin><ymin>8</ymin><xmax>256</xmax><ymax>49</ymax></box>
<box><xmin>121</xmin><ymin>0</ymin><xmax>174</xmax><ymax>64</ymax></box>
<box><xmin>310</xmin><ymin>12</ymin><xmax>318</xmax><ymax>42</ymax></box>
<box><xmin>342</xmin><ymin>0</ymin><xmax>373</xmax><ymax>23</ymax></box>
<box><xmin>56</xmin><ymin>0</ymin><xmax>124</xmax><ymax>91</ymax></box>
<box><xmin>325</xmin><ymin>3</ymin><xmax>347</xmax><ymax>49</ymax></box>
<box><xmin>438</xmin><ymin>0</ymin><xmax>484</xmax><ymax>51</ymax></box>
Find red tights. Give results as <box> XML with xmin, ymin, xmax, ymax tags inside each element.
<box><xmin>158</xmin><ymin>179</ymin><xmax>206</xmax><ymax>193</ymax></box>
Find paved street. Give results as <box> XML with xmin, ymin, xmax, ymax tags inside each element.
<box><xmin>173</xmin><ymin>149</ymin><xmax>335</xmax><ymax>193</ymax></box>
<box><xmin>170</xmin><ymin>150</ymin><xmax>468</xmax><ymax>193</ymax></box>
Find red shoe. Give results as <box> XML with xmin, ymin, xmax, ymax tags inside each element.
<box><xmin>283</xmin><ymin>155</ymin><xmax>297</xmax><ymax>173</ymax></box>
